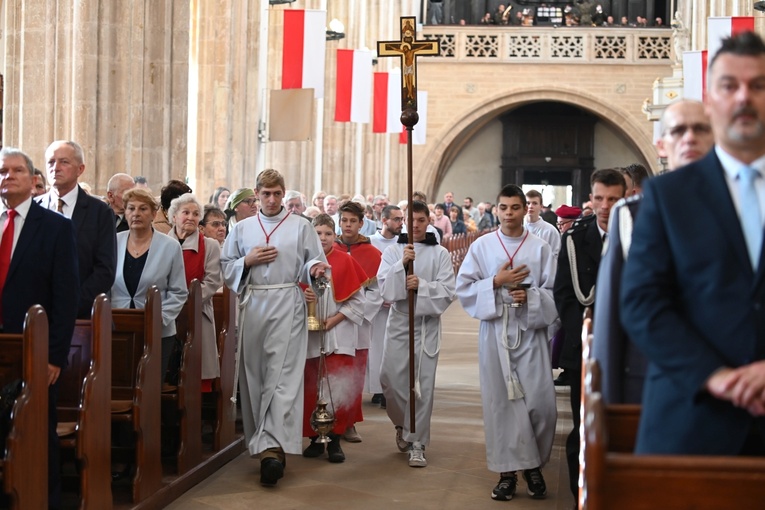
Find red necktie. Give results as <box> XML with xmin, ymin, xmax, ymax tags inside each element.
<box><xmin>0</xmin><ymin>209</ymin><xmax>17</xmax><ymax>319</ymax></box>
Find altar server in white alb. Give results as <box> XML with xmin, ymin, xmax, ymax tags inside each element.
<box><xmin>220</xmin><ymin>169</ymin><xmax>329</xmax><ymax>487</ymax></box>
<box><xmin>377</xmin><ymin>200</ymin><xmax>456</xmax><ymax>468</ymax></box>
<box><xmin>456</xmin><ymin>184</ymin><xmax>558</xmax><ymax>502</ymax></box>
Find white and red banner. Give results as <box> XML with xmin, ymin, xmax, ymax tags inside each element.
<box><xmin>707</xmin><ymin>16</ymin><xmax>754</xmax><ymax>61</ymax></box>
<box><xmin>682</xmin><ymin>50</ymin><xmax>707</xmax><ymax>101</ymax></box>
<box><xmin>282</xmin><ymin>9</ymin><xmax>327</xmax><ymax>98</ymax></box>
<box><xmin>399</xmin><ymin>91</ymin><xmax>428</xmax><ymax>146</ymax></box>
<box><xmin>372</xmin><ymin>69</ymin><xmax>402</xmax><ymax>133</ymax></box>
<box><xmin>334</xmin><ymin>49</ymin><xmax>373</xmax><ymax>123</ymax></box>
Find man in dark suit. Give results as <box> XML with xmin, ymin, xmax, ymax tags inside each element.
<box><xmin>622</xmin><ymin>32</ymin><xmax>765</xmax><ymax>455</ymax></box>
<box><xmin>106</xmin><ymin>172</ymin><xmax>135</xmax><ymax>233</ymax></box>
<box><xmin>38</xmin><ymin>140</ymin><xmax>116</xmax><ymax>318</ymax></box>
<box><xmin>553</xmin><ymin>168</ymin><xmax>625</xmax><ymax>497</ymax></box>
<box><xmin>593</xmin><ymin>100</ymin><xmax>714</xmax><ymax>405</ymax></box>
<box><xmin>0</xmin><ymin>147</ymin><xmax>80</xmax><ymax>509</ymax></box>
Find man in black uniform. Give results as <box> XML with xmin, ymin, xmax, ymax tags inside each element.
<box><xmin>553</xmin><ymin>168</ymin><xmax>625</xmax><ymax>498</ymax></box>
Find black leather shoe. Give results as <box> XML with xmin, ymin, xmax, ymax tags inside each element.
<box><xmin>260</xmin><ymin>458</ymin><xmax>284</xmax><ymax>486</ymax></box>
<box><xmin>371</xmin><ymin>393</ymin><xmax>382</xmax><ymax>404</ymax></box>
<box><xmin>553</xmin><ymin>371</ymin><xmax>570</xmax><ymax>387</ymax></box>
<box><xmin>327</xmin><ymin>435</ymin><xmax>345</xmax><ymax>463</ymax></box>
<box><xmin>303</xmin><ymin>437</ymin><xmax>325</xmax><ymax>458</ymax></box>
<box><xmin>111</xmin><ymin>464</ymin><xmax>132</xmax><ymax>482</ymax></box>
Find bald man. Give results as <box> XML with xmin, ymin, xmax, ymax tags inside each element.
<box><xmin>106</xmin><ymin>173</ymin><xmax>135</xmax><ymax>233</ymax></box>
<box><xmin>592</xmin><ymin>99</ymin><xmax>714</xmax><ymax>405</ymax></box>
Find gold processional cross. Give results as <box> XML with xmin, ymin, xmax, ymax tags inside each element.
<box><xmin>376</xmin><ymin>17</ymin><xmax>439</xmax><ymax>435</ymax></box>
<box><xmin>377</xmin><ymin>17</ymin><xmax>439</xmax><ymax>113</ymax></box>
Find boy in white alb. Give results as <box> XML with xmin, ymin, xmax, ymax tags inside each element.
<box><xmin>524</xmin><ymin>189</ymin><xmax>561</xmax><ymax>260</ymax></box>
<box><xmin>377</xmin><ymin>201</ymin><xmax>456</xmax><ymax>468</ymax></box>
<box><xmin>456</xmin><ymin>184</ymin><xmax>558</xmax><ymax>501</ymax></box>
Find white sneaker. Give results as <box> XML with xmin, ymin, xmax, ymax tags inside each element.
<box><xmin>408</xmin><ymin>442</ymin><xmax>427</xmax><ymax>467</ymax></box>
<box><xmin>395</xmin><ymin>426</ymin><xmax>409</xmax><ymax>453</ymax></box>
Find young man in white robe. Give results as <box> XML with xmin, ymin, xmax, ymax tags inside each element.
<box><xmin>456</xmin><ymin>184</ymin><xmax>558</xmax><ymax>501</ymax></box>
<box><xmin>377</xmin><ymin>200</ymin><xmax>456</xmax><ymax>468</ymax></box>
<box><xmin>524</xmin><ymin>189</ymin><xmax>561</xmax><ymax>260</ymax></box>
<box><xmin>221</xmin><ymin>169</ymin><xmax>329</xmax><ymax>487</ymax></box>
<box><xmin>367</xmin><ymin>204</ymin><xmax>404</xmax><ymax>409</ymax></box>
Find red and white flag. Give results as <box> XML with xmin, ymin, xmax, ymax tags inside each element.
<box><xmin>373</xmin><ymin>70</ymin><xmax>402</xmax><ymax>133</ymax></box>
<box><xmin>399</xmin><ymin>91</ymin><xmax>428</xmax><ymax>146</ymax></box>
<box><xmin>682</xmin><ymin>50</ymin><xmax>707</xmax><ymax>101</ymax></box>
<box><xmin>334</xmin><ymin>49</ymin><xmax>373</xmax><ymax>123</ymax></box>
<box><xmin>707</xmin><ymin>16</ymin><xmax>754</xmax><ymax>61</ymax></box>
<box><xmin>282</xmin><ymin>9</ymin><xmax>327</xmax><ymax>98</ymax></box>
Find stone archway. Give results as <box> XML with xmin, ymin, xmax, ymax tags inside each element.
<box><xmin>417</xmin><ymin>86</ymin><xmax>657</xmax><ymax>197</ymax></box>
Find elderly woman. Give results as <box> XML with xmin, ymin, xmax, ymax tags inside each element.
<box><xmin>154</xmin><ymin>179</ymin><xmax>192</xmax><ymax>234</ymax></box>
<box><xmin>111</xmin><ymin>188</ymin><xmax>188</xmax><ymax>382</ymax></box>
<box><xmin>224</xmin><ymin>187</ymin><xmax>258</xmax><ymax>231</ymax></box>
<box><xmin>168</xmin><ymin>193</ymin><xmax>224</xmax><ymax>392</ymax></box>
<box><xmin>200</xmin><ymin>205</ymin><xmax>227</xmax><ymax>246</ymax></box>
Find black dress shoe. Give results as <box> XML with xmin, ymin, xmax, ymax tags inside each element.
<box><xmin>111</xmin><ymin>464</ymin><xmax>132</xmax><ymax>482</ymax></box>
<box><xmin>327</xmin><ymin>435</ymin><xmax>345</xmax><ymax>463</ymax></box>
<box><xmin>303</xmin><ymin>437</ymin><xmax>325</xmax><ymax>458</ymax></box>
<box><xmin>260</xmin><ymin>458</ymin><xmax>284</xmax><ymax>486</ymax></box>
<box><xmin>371</xmin><ymin>393</ymin><xmax>382</xmax><ymax>404</ymax></box>
<box><xmin>554</xmin><ymin>371</ymin><xmax>570</xmax><ymax>387</ymax></box>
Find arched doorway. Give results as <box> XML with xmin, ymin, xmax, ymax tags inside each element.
<box><xmin>420</xmin><ymin>86</ymin><xmax>655</xmax><ymax>205</ymax></box>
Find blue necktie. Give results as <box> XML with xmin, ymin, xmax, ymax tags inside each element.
<box><xmin>738</xmin><ymin>166</ymin><xmax>762</xmax><ymax>269</ymax></box>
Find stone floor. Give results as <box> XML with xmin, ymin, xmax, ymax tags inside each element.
<box><xmin>167</xmin><ymin>302</ymin><xmax>576</xmax><ymax>510</ymax></box>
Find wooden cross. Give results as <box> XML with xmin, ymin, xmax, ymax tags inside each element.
<box><xmin>377</xmin><ymin>17</ymin><xmax>439</xmax><ymax>112</ymax></box>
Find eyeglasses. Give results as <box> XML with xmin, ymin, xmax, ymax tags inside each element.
<box><xmin>241</xmin><ymin>199</ymin><xmax>257</xmax><ymax>206</ymax></box>
<box><xmin>665</xmin><ymin>123</ymin><xmax>712</xmax><ymax>139</ymax></box>
<box><xmin>557</xmin><ymin>220</ymin><xmax>573</xmax><ymax>228</ymax></box>
<box><xmin>205</xmin><ymin>221</ymin><xmax>226</xmax><ymax>228</ymax></box>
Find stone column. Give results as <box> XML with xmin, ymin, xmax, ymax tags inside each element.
<box><xmin>4</xmin><ymin>0</ymin><xmax>190</xmax><ymax>195</ymax></box>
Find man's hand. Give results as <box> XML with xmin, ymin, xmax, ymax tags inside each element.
<box><xmin>707</xmin><ymin>362</ymin><xmax>765</xmax><ymax>416</ymax></box>
<box><xmin>244</xmin><ymin>246</ymin><xmax>278</xmax><ymax>268</ymax></box>
<box><xmin>406</xmin><ymin>274</ymin><xmax>419</xmax><ymax>291</ymax></box>
<box><xmin>304</xmin><ymin>287</ymin><xmax>316</xmax><ymax>303</ymax></box>
<box><xmin>494</xmin><ymin>262</ymin><xmax>530</xmax><ymax>288</ymax></box>
<box><xmin>48</xmin><ymin>364</ymin><xmax>61</xmax><ymax>386</ymax></box>
<box><xmin>402</xmin><ymin>244</ymin><xmax>415</xmax><ymax>265</ymax></box>
<box><xmin>325</xmin><ymin>312</ymin><xmax>345</xmax><ymax>331</ymax></box>
<box><xmin>310</xmin><ymin>262</ymin><xmax>331</xmax><ymax>278</ymax></box>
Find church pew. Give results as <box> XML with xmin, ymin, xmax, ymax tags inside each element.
<box><xmin>209</xmin><ymin>287</ymin><xmax>237</xmax><ymax>451</ymax></box>
<box><xmin>0</xmin><ymin>305</ymin><xmax>49</xmax><ymax>509</ymax></box>
<box><xmin>111</xmin><ymin>286</ymin><xmax>162</xmax><ymax>503</ymax></box>
<box><xmin>582</xmin><ymin>391</ymin><xmax>765</xmax><ymax>510</ymax></box>
<box><xmin>57</xmin><ymin>294</ymin><xmax>113</xmax><ymax>509</ymax></box>
<box><xmin>165</xmin><ymin>279</ymin><xmax>202</xmax><ymax>474</ymax></box>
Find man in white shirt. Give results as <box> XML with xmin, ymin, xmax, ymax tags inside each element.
<box><xmin>525</xmin><ymin>189</ymin><xmax>561</xmax><ymax>260</ymax></box>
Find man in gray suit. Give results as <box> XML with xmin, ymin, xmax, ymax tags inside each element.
<box><xmin>38</xmin><ymin>140</ymin><xmax>117</xmax><ymax>318</ymax></box>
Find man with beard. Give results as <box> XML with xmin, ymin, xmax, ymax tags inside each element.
<box><xmin>622</xmin><ymin>31</ymin><xmax>765</xmax><ymax>455</ymax></box>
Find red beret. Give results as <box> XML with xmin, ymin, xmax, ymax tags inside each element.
<box><xmin>555</xmin><ymin>205</ymin><xmax>581</xmax><ymax>219</ymax></box>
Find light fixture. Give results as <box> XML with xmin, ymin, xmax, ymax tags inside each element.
<box><xmin>326</xmin><ymin>18</ymin><xmax>345</xmax><ymax>41</ymax></box>
<box><xmin>756</xmin><ymin>1</ymin><xmax>765</xmax><ymax>12</ymax></box>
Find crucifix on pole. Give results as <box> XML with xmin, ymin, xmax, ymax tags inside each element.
<box><xmin>377</xmin><ymin>17</ymin><xmax>439</xmax><ymax>435</ymax></box>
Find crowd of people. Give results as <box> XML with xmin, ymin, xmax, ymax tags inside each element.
<box><xmin>429</xmin><ymin>1</ymin><xmax>668</xmax><ymax>29</ymax></box>
<box><xmin>5</xmin><ymin>29</ymin><xmax>765</xmax><ymax>509</ymax></box>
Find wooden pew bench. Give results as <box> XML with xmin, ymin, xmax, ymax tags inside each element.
<box><xmin>111</xmin><ymin>286</ymin><xmax>162</xmax><ymax>503</ymax></box>
<box><xmin>0</xmin><ymin>305</ymin><xmax>48</xmax><ymax>509</ymax></box>
<box><xmin>164</xmin><ymin>279</ymin><xmax>202</xmax><ymax>474</ymax></box>
<box><xmin>57</xmin><ymin>294</ymin><xmax>112</xmax><ymax>509</ymax></box>
<box><xmin>208</xmin><ymin>287</ymin><xmax>237</xmax><ymax>451</ymax></box>
<box><xmin>582</xmin><ymin>391</ymin><xmax>765</xmax><ymax>510</ymax></box>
